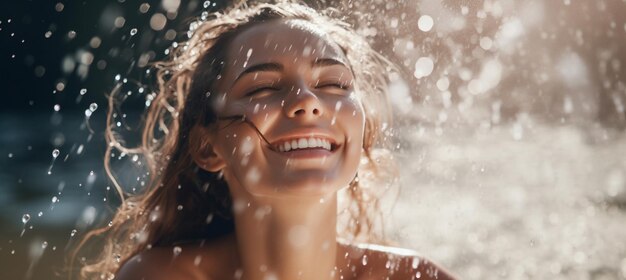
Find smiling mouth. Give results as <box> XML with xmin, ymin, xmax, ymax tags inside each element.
<box><xmin>269</xmin><ymin>137</ymin><xmax>340</xmax><ymax>153</ymax></box>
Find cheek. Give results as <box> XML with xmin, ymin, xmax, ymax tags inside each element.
<box><xmin>338</xmin><ymin>98</ymin><xmax>366</xmax><ymax>140</ymax></box>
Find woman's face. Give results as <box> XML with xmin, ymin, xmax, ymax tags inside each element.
<box><xmin>203</xmin><ymin>19</ymin><xmax>365</xmax><ymax>198</ymax></box>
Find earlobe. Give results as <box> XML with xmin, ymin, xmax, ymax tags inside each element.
<box><xmin>192</xmin><ymin>144</ymin><xmax>226</xmax><ymax>172</ymax></box>
<box><xmin>190</xmin><ymin>126</ymin><xmax>226</xmax><ymax>173</ymax></box>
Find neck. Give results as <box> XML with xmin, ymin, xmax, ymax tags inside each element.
<box><xmin>231</xmin><ymin>193</ymin><xmax>340</xmax><ymax>280</ymax></box>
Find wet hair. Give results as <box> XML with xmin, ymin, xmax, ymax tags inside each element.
<box><xmin>71</xmin><ymin>1</ymin><xmax>397</xmax><ymax>279</ymax></box>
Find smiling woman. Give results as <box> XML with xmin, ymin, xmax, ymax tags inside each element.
<box><xmin>71</xmin><ymin>2</ymin><xmax>456</xmax><ymax>280</ymax></box>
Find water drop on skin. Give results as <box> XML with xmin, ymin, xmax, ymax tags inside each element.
<box><xmin>70</xmin><ymin>229</ymin><xmax>77</xmax><ymax>237</ymax></box>
<box><xmin>89</xmin><ymin>103</ymin><xmax>98</xmax><ymax>112</ymax></box>
<box><xmin>243</xmin><ymin>48</ymin><xmax>253</xmax><ymax>67</ymax></box>
<box><xmin>335</xmin><ymin>101</ymin><xmax>342</xmax><ymax>111</ymax></box>
<box><xmin>52</xmin><ymin>149</ymin><xmax>60</xmax><ymax>158</ymax></box>
<box><xmin>362</xmin><ymin>255</ymin><xmax>368</xmax><ymax>266</ymax></box>
<box><xmin>130</xmin><ymin>28</ymin><xmax>138</xmax><ymax>36</ymax></box>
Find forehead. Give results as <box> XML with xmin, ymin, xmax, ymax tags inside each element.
<box><xmin>224</xmin><ymin>19</ymin><xmax>346</xmax><ymax>70</ymax></box>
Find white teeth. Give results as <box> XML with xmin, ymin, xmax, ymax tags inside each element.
<box><xmin>284</xmin><ymin>141</ymin><xmax>291</xmax><ymax>152</ymax></box>
<box><xmin>276</xmin><ymin>137</ymin><xmax>334</xmax><ymax>152</ymax></box>
<box><xmin>298</xmin><ymin>138</ymin><xmax>308</xmax><ymax>149</ymax></box>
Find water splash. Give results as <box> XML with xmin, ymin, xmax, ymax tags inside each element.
<box><xmin>20</xmin><ymin>214</ymin><xmax>30</xmax><ymax>237</ymax></box>
<box><xmin>47</xmin><ymin>149</ymin><xmax>60</xmax><ymax>175</ymax></box>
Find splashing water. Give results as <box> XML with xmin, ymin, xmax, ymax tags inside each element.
<box><xmin>47</xmin><ymin>149</ymin><xmax>60</xmax><ymax>175</ymax></box>
<box><xmin>22</xmin><ymin>214</ymin><xmax>31</xmax><ymax>224</ymax></box>
<box><xmin>20</xmin><ymin>214</ymin><xmax>31</xmax><ymax>237</ymax></box>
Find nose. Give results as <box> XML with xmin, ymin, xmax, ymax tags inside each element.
<box><xmin>283</xmin><ymin>84</ymin><xmax>324</xmax><ymax>120</ymax></box>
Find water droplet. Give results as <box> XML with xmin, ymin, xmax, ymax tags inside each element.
<box><xmin>415</xmin><ymin>271</ymin><xmax>421</xmax><ymax>278</ymax></box>
<box><xmin>203</xmin><ymin>1</ymin><xmax>211</xmax><ymax>8</ymax></box>
<box><xmin>89</xmin><ymin>103</ymin><xmax>98</xmax><ymax>111</ymax></box>
<box><xmin>335</xmin><ymin>101</ymin><xmax>343</xmax><ymax>111</ymax></box>
<box><xmin>194</xmin><ymin>255</ymin><xmax>202</xmax><ymax>266</ymax></box>
<box><xmin>42</xmin><ymin>241</ymin><xmax>48</xmax><ymax>249</ymax></box>
<box><xmin>53</xmin><ymin>104</ymin><xmax>60</xmax><ymax>111</ymax></box>
<box><xmin>79</xmin><ymin>88</ymin><xmax>87</xmax><ymax>95</ymax></box>
<box><xmin>102</xmin><ymin>272</ymin><xmax>115</xmax><ymax>280</ymax></box>
<box><xmin>52</xmin><ymin>149</ymin><xmax>60</xmax><ymax>158</ymax></box>
<box><xmin>412</xmin><ymin>257</ymin><xmax>420</xmax><ymax>269</ymax></box>
<box><xmin>243</xmin><ymin>48</ymin><xmax>253</xmax><ymax>67</ymax></box>
<box><xmin>130</xmin><ymin>28</ymin><xmax>138</xmax><ymax>36</ymax></box>
<box><xmin>414</xmin><ymin>57</ymin><xmax>434</xmax><ymax>79</ymax></box>
<box><xmin>173</xmin><ymin>246</ymin><xmax>182</xmax><ymax>257</ymax></box>
<box><xmin>37</xmin><ymin>212</ymin><xmax>43</xmax><ymax>217</ymax></box>
<box><xmin>70</xmin><ymin>229</ymin><xmax>77</xmax><ymax>237</ymax></box>
<box><xmin>22</xmin><ymin>214</ymin><xmax>31</xmax><ymax>224</ymax></box>
<box><xmin>361</xmin><ymin>255</ymin><xmax>368</xmax><ymax>265</ymax></box>
<box><xmin>418</xmin><ymin>15</ymin><xmax>434</xmax><ymax>32</ymax></box>
<box><xmin>51</xmin><ymin>196</ymin><xmax>58</xmax><ymax>203</ymax></box>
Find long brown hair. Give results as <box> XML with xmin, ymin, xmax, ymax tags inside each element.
<box><xmin>72</xmin><ymin>1</ymin><xmax>397</xmax><ymax>279</ymax></box>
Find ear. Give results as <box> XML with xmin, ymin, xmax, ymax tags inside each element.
<box><xmin>189</xmin><ymin>125</ymin><xmax>226</xmax><ymax>173</ymax></box>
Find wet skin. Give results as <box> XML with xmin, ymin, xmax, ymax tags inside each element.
<box><xmin>202</xmin><ymin>18</ymin><xmax>365</xmax><ymax>199</ymax></box>
<box><xmin>116</xmin><ymin>19</ymin><xmax>457</xmax><ymax>280</ymax></box>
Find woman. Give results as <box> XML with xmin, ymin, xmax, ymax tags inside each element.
<box><xmin>74</xmin><ymin>2</ymin><xmax>456</xmax><ymax>279</ymax></box>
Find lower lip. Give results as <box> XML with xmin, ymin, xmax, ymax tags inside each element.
<box><xmin>274</xmin><ymin>148</ymin><xmax>335</xmax><ymax>158</ymax></box>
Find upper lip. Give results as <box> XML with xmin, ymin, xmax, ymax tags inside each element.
<box><xmin>268</xmin><ymin>129</ymin><xmax>341</xmax><ymax>150</ymax></box>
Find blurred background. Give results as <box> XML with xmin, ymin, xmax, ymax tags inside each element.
<box><xmin>1</xmin><ymin>0</ymin><xmax>625</xmax><ymax>279</ymax></box>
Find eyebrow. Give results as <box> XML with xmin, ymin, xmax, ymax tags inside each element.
<box><xmin>232</xmin><ymin>57</ymin><xmax>349</xmax><ymax>86</ymax></box>
<box><xmin>312</xmin><ymin>57</ymin><xmax>348</xmax><ymax>68</ymax></box>
<box><xmin>233</xmin><ymin>62</ymin><xmax>283</xmax><ymax>84</ymax></box>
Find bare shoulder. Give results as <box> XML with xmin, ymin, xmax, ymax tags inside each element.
<box><xmin>342</xmin><ymin>241</ymin><xmax>458</xmax><ymax>280</ymax></box>
<box><xmin>116</xmin><ymin>234</ymin><xmax>240</xmax><ymax>280</ymax></box>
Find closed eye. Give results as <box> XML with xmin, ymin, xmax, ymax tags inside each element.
<box><xmin>316</xmin><ymin>83</ymin><xmax>351</xmax><ymax>91</ymax></box>
<box><xmin>246</xmin><ymin>86</ymin><xmax>281</xmax><ymax>97</ymax></box>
